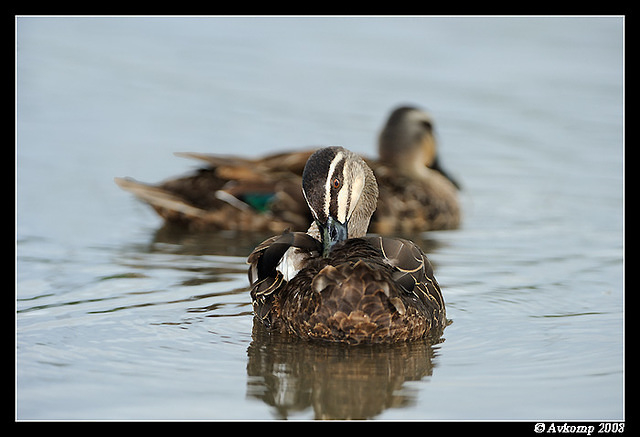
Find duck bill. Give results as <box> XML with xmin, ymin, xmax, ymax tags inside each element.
<box><xmin>321</xmin><ymin>216</ymin><xmax>348</xmax><ymax>258</ymax></box>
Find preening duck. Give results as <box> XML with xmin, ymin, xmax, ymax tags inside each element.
<box><xmin>115</xmin><ymin>105</ymin><xmax>461</xmax><ymax>233</ymax></box>
<box><xmin>247</xmin><ymin>146</ymin><xmax>447</xmax><ymax>344</ymax></box>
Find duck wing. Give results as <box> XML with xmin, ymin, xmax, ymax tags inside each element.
<box><xmin>363</xmin><ymin>236</ymin><xmax>445</xmax><ymax>316</ymax></box>
<box><xmin>175</xmin><ymin>149</ymin><xmax>315</xmax><ymax>177</ymax></box>
<box><xmin>247</xmin><ymin>231</ymin><xmax>322</xmax><ymax>327</ymax></box>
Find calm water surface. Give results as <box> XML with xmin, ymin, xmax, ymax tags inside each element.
<box><xmin>16</xmin><ymin>16</ymin><xmax>624</xmax><ymax>420</ymax></box>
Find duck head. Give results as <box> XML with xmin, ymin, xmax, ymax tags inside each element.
<box><xmin>302</xmin><ymin>146</ymin><xmax>379</xmax><ymax>257</ymax></box>
<box><xmin>379</xmin><ymin>105</ymin><xmax>460</xmax><ymax>189</ymax></box>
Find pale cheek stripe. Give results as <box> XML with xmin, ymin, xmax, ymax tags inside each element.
<box><xmin>347</xmin><ymin>173</ymin><xmax>364</xmax><ymax>221</ymax></box>
<box><xmin>337</xmin><ymin>166</ymin><xmax>350</xmax><ymax>224</ymax></box>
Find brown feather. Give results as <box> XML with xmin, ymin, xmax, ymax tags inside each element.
<box><xmin>248</xmin><ymin>236</ymin><xmax>446</xmax><ymax>344</ymax></box>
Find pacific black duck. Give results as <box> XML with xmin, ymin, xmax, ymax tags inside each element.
<box><xmin>247</xmin><ymin>146</ymin><xmax>447</xmax><ymax>344</ymax></box>
<box><xmin>115</xmin><ymin>105</ymin><xmax>461</xmax><ymax>233</ymax></box>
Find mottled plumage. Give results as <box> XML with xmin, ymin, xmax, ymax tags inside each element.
<box><xmin>247</xmin><ymin>147</ymin><xmax>447</xmax><ymax>344</ymax></box>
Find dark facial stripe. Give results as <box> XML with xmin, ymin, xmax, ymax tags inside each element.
<box><xmin>302</xmin><ymin>147</ymin><xmax>340</xmax><ymax>223</ymax></box>
<box><xmin>328</xmin><ymin>157</ymin><xmax>346</xmax><ymax>222</ymax></box>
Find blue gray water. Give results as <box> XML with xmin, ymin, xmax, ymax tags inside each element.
<box><xmin>16</xmin><ymin>16</ymin><xmax>624</xmax><ymax>420</ymax></box>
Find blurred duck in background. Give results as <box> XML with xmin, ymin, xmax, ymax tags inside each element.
<box><xmin>115</xmin><ymin>105</ymin><xmax>461</xmax><ymax>234</ymax></box>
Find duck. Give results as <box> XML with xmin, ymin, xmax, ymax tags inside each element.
<box><xmin>369</xmin><ymin>106</ymin><xmax>460</xmax><ymax>234</ymax></box>
<box><xmin>247</xmin><ymin>146</ymin><xmax>447</xmax><ymax>344</ymax></box>
<box><xmin>115</xmin><ymin>105</ymin><xmax>460</xmax><ymax>233</ymax></box>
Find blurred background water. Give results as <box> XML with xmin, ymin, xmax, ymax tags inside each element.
<box><xmin>16</xmin><ymin>16</ymin><xmax>624</xmax><ymax>420</ymax></box>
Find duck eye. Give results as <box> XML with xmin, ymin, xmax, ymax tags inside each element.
<box><xmin>332</xmin><ymin>178</ymin><xmax>341</xmax><ymax>189</ymax></box>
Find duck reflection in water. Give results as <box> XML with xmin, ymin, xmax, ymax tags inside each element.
<box><xmin>246</xmin><ymin>322</ymin><xmax>442</xmax><ymax>420</ymax></box>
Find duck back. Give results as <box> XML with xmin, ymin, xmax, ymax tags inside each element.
<box><xmin>249</xmin><ymin>235</ymin><xmax>447</xmax><ymax>344</ymax></box>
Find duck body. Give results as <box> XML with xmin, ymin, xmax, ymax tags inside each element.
<box><xmin>248</xmin><ymin>233</ymin><xmax>446</xmax><ymax>344</ymax></box>
<box><xmin>116</xmin><ymin>106</ymin><xmax>461</xmax><ymax>234</ymax></box>
<box><xmin>247</xmin><ymin>147</ymin><xmax>447</xmax><ymax>344</ymax></box>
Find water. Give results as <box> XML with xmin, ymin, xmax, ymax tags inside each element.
<box><xmin>16</xmin><ymin>16</ymin><xmax>624</xmax><ymax>420</ymax></box>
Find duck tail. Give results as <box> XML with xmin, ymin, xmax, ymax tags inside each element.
<box><xmin>114</xmin><ymin>177</ymin><xmax>209</xmax><ymax>219</ymax></box>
